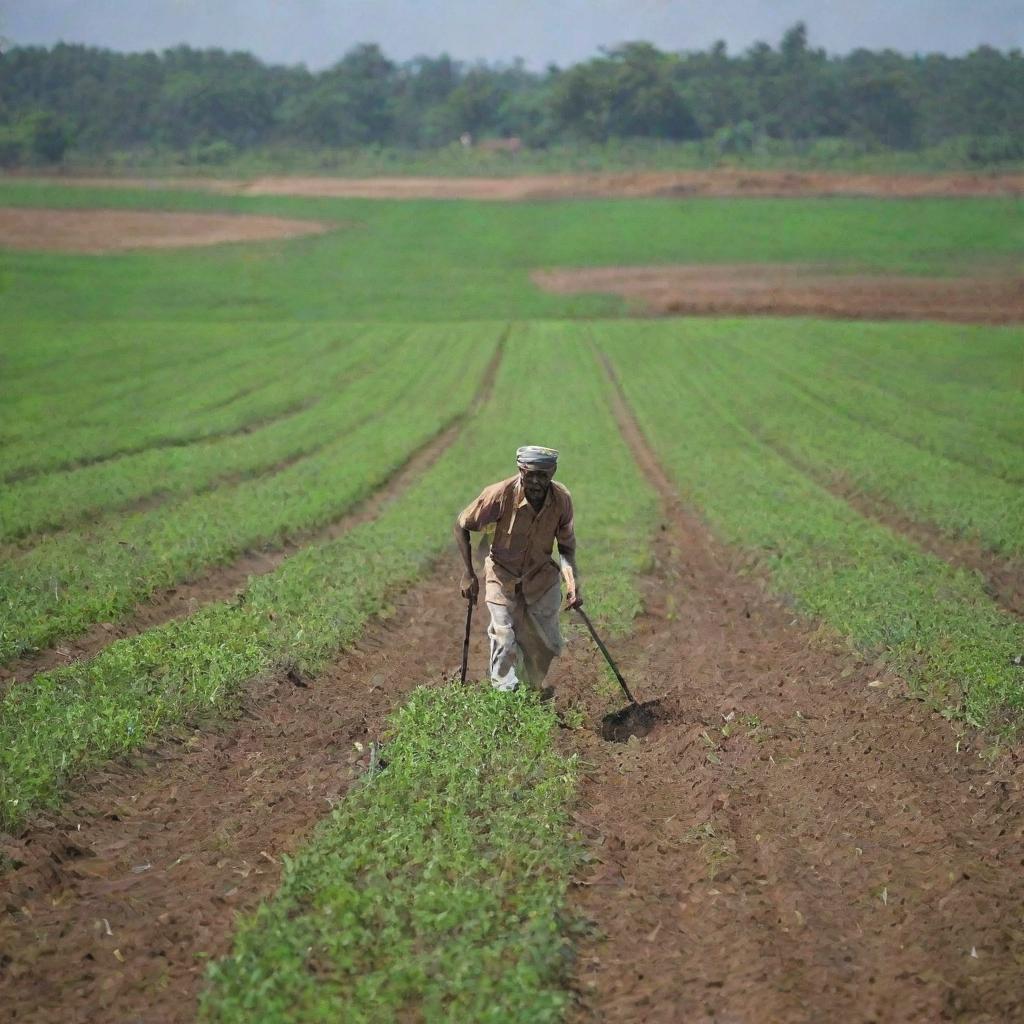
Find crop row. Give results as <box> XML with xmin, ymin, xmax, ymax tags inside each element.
<box><xmin>689</xmin><ymin>326</ymin><xmax>1024</xmax><ymax>559</ymax></box>
<box><xmin>203</xmin><ymin>686</ymin><xmax>579</xmax><ymax>1024</ymax></box>
<box><xmin>200</xmin><ymin>327</ymin><xmax>658</xmax><ymax>1022</ymax></box>
<box><xmin>733</xmin><ymin>326</ymin><xmax>1024</xmax><ymax>485</ymax></box>
<box><xmin>0</xmin><ymin>326</ymin><xmax>495</xmax><ymax>664</ymax></box>
<box><xmin>0</xmin><ymin>323</ymin><xmax>352</xmax><ymax>481</ymax></box>
<box><xmin>0</xmin><ymin>326</ymin><xmax>655</xmax><ymax>834</ymax></box>
<box><xmin>0</xmin><ymin>327</ymin><xmax>412</xmax><ymax>542</ymax></box>
<box><xmin>597</xmin><ymin>321</ymin><xmax>1024</xmax><ymax>729</ymax></box>
<box><xmin>3</xmin><ymin>319</ymin><xmax>291</xmax><ymax>404</ymax></box>
<box><xmin>811</xmin><ymin>319</ymin><xmax>1023</xmax><ymax>392</ymax></box>
<box><xmin>4</xmin><ymin>321</ymin><xmax>310</xmax><ymax>456</ymax></box>
<box><xmin>776</xmin><ymin>321</ymin><xmax>1024</xmax><ymax>448</ymax></box>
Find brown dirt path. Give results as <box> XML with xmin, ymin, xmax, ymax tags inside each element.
<box><xmin>0</xmin><ymin>207</ymin><xmax>329</xmax><ymax>252</ymax></box>
<box><xmin>533</xmin><ymin>265</ymin><xmax>1024</xmax><ymax>324</ymax></box>
<box><xmin>556</xmin><ymin>362</ymin><xmax>1024</xmax><ymax>1023</ymax></box>
<box><xmin>11</xmin><ymin>169</ymin><xmax>1024</xmax><ymax>201</ymax></box>
<box><xmin>240</xmin><ymin>170</ymin><xmax>1024</xmax><ymax>201</ymax></box>
<box><xmin>0</xmin><ymin>563</ymin><xmax>483</xmax><ymax>1024</ymax></box>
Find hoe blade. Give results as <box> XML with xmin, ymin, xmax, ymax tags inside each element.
<box><xmin>601</xmin><ymin>700</ymin><xmax>661</xmax><ymax>742</ymax></box>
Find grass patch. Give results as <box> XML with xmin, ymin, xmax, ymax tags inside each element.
<box><xmin>200</xmin><ymin>684</ymin><xmax>579</xmax><ymax>1024</ymax></box>
<box><xmin>0</xmin><ymin>326</ymin><xmax>494</xmax><ymax>663</ymax></box>
<box><xmin>2</xmin><ymin>182</ymin><xmax>1019</xmax><ymax>324</ymax></box>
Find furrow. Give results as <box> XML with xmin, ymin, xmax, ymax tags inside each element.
<box><xmin>0</xmin><ymin>563</ymin><xmax>481</xmax><ymax>1024</ymax></box>
<box><xmin>0</xmin><ymin>328</ymin><xmax>411</xmax><ymax>545</ymax></box>
<box><xmin>698</xmin><ymin>333</ymin><xmax>1024</xmax><ymax>561</ymax></box>
<box><xmin>729</xmin><ymin>393</ymin><xmax>1024</xmax><ymax>619</ymax></box>
<box><xmin>595</xmin><ymin>322</ymin><xmax>1024</xmax><ymax>729</ymax></box>
<box><xmin>563</xmin><ymin>343</ymin><xmax>1024</xmax><ymax>1023</ymax></box>
<box><xmin>809</xmin><ymin>471</ymin><xmax>1024</xmax><ymax>621</ymax></box>
<box><xmin>0</xmin><ymin>358</ymin><xmax>492</xmax><ymax>690</ymax></box>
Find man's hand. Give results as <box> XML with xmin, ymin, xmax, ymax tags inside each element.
<box><xmin>461</xmin><ymin>573</ymin><xmax>480</xmax><ymax>602</ymax></box>
<box><xmin>565</xmin><ymin>587</ymin><xmax>583</xmax><ymax>611</ymax></box>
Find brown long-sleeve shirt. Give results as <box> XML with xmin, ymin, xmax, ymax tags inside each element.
<box><xmin>457</xmin><ymin>474</ymin><xmax>576</xmax><ymax>606</ymax></box>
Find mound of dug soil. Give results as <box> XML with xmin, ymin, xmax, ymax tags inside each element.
<box><xmin>0</xmin><ymin>207</ymin><xmax>329</xmax><ymax>253</ymax></box>
<box><xmin>533</xmin><ymin>264</ymin><xmax>1024</xmax><ymax>324</ymax></box>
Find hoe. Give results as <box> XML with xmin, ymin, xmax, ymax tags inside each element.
<box><xmin>459</xmin><ymin>594</ymin><xmax>658</xmax><ymax>741</ymax></box>
<box><xmin>574</xmin><ymin>606</ymin><xmax>660</xmax><ymax>742</ymax></box>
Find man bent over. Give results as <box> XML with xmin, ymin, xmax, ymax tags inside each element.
<box><xmin>454</xmin><ymin>445</ymin><xmax>582</xmax><ymax>693</ymax></box>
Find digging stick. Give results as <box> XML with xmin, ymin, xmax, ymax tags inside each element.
<box><xmin>460</xmin><ymin>594</ymin><xmax>476</xmax><ymax>683</ymax></box>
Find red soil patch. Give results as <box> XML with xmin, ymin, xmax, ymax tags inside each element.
<box><xmin>13</xmin><ymin>169</ymin><xmax>1024</xmax><ymax>201</ymax></box>
<box><xmin>0</xmin><ymin>206</ymin><xmax>329</xmax><ymax>253</ymax></box>
<box><xmin>241</xmin><ymin>170</ymin><xmax>1024</xmax><ymax>201</ymax></box>
<box><xmin>555</xmin><ymin>364</ymin><xmax>1024</xmax><ymax>1022</ymax></box>
<box><xmin>533</xmin><ymin>264</ymin><xmax>1024</xmax><ymax>324</ymax></box>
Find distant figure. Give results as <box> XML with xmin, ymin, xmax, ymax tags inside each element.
<box><xmin>454</xmin><ymin>446</ymin><xmax>581</xmax><ymax>693</ymax></box>
<box><xmin>460</xmin><ymin>132</ymin><xmax>473</xmax><ymax>149</ymax></box>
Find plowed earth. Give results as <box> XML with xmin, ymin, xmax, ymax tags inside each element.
<box><xmin>11</xmin><ymin>169</ymin><xmax>1024</xmax><ymax>200</ymax></box>
<box><xmin>0</xmin><ymin>207</ymin><xmax>329</xmax><ymax>252</ymax></box>
<box><xmin>2</xmin><ymin>356</ymin><xmax>1023</xmax><ymax>1023</ymax></box>
<box><xmin>557</xmin><ymin>374</ymin><xmax>1024</xmax><ymax>1023</ymax></box>
<box><xmin>0</xmin><ymin>565</ymin><xmax>481</xmax><ymax>1024</ymax></box>
<box><xmin>533</xmin><ymin>265</ymin><xmax>1024</xmax><ymax>324</ymax></box>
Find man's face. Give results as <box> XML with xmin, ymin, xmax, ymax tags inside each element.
<box><xmin>520</xmin><ymin>467</ymin><xmax>553</xmax><ymax>505</ymax></box>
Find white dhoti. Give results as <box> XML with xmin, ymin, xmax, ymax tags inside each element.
<box><xmin>486</xmin><ymin>582</ymin><xmax>565</xmax><ymax>692</ymax></box>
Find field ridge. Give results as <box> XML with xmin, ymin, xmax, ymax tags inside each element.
<box><xmin>1</xmin><ymin>334</ymin><xmax>505</xmax><ymax>690</ymax></box>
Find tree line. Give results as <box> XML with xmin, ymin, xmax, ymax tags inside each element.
<box><xmin>1</xmin><ymin>24</ymin><xmax>1021</xmax><ymax>166</ymax></box>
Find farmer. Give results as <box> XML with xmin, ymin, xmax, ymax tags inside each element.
<box><xmin>454</xmin><ymin>445</ymin><xmax>582</xmax><ymax>693</ymax></box>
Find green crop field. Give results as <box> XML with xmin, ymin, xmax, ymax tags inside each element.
<box><xmin>1</xmin><ymin>176</ymin><xmax>1022</xmax><ymax>1022</ymax></box>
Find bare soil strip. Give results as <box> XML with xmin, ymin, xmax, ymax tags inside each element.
<box><xmin>0</xmin><ymin>563</ymin><xmax>482</xmax><ymax>1024</ymax></box>
<box><xmin>533</xmin><ymin>265</ymin><xmax>1024</xmax><ymax>324</ymax></box>
<box><xmin>11</xmin><ymin>169</ymin><xmax>1024</xmax><ymax>201</ymax></box>
<box><xmin>241</xmin><ymin>170</ymin><xmax>1024</xmax><ymax>201</ymax></box>
<box><xmin>0</xmin><ymin>207</ymin><xmax>329</xmax><ymax>253</ymax></box>
<box><xmin>557</xmin><ymin>361</ymin><xmax>1024</xmax><ymax>1023</ymax></box>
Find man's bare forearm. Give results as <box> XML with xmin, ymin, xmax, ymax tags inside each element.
<box><xmin>453</xmin><ymin>523</ymin><xmax>475</xmax><ymax>575</ymax></box>
<box><xmin>558</xmin><ymin>543</ymin><xmax>581</xmax><ymax>601</ymax></box>
<box><xmin>558</xmin><ymin>543</ymin><xmax>578</xmax><ymax>575</ymax></box>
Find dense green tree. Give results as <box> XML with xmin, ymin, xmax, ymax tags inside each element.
<box><xmin>0</xmin><ymin>28</ymin><xmax>1019</xmax><ymax>164</ymax></box>
<box><xmin>550</xmin><ymin>42</ymin><xmax>698</xmax><ymax>141</ymax></box>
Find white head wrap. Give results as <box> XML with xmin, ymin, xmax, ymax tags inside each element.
<box><xmin>516</xmin><ymin>445</ymin><xmax>558</xmax><ymax>472</ymax></box>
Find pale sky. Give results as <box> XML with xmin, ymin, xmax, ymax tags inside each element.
<box><xmin>2</xmin><ymin>0</ymin><xmax>1022</xmax><ymax>69</ymax></box>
